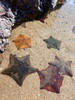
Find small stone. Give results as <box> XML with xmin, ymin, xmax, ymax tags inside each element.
<box><xmin>0</xmin><ymin>67</ymin><xmax>2</xmax><ymax>70</ymax></box>
<box><xmin>72</xmin><ymin>26</ymin><xmax>75</xmax><ymax>33</ymax></box>
<box><xmin>37</xmin><ymin>94</ymin><xmax>40</xmax><ymax>96</ymax></box>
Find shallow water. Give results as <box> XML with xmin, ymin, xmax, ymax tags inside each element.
<box><xmin>67</xmin><ymin>0</ymin><xmax>75</xmax><ymax>3</ymax></box>
<box><xmin>0</xmin><ymin>1</ymin><xmax>75</xmax><ymax>100</ymax></box>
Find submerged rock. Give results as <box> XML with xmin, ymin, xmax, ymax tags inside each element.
<box><xmin>0</xmin><ymin>1</ymin><xmax>15</xmax><ymax>52</ymax></box>
<box><xmin>10</xmin><ymin>0</ymin><xmax>54</xmax><ymax>24</ymax></box>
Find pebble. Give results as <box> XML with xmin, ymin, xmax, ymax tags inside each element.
<box><xmin>72</xmin><ymin>26</ymin><xmax>75</xmax><ymax>33</ymax></box>
<box><xmin>0</xmin><ymin>66</ymin><xmax>2</xmax><ymax>70</ymax></box>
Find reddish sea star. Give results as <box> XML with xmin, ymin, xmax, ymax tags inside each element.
<box><xmin>37</xmin><ymin>64</ymin><xmax>64</xmax><ymax>93</ymax></box>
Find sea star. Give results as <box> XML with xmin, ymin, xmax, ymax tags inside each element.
<box><xmin>43</xmin><ymin>36</ymin><xmax>61</xmax><ymax>50</ymax></box>
<box><xmin>13</xmin><ymin>34</ymin><xmax>31</xmax><ymax>50</ymax></box>
<box><xmin>1</xmin><ymin>54</ymin><xmax>38</xmax><ymax>86</ymax></box>
<box><xmin>37</xmin><ymin>64</ymin><xmax>64</xmax><ymax>93</ymax></box>
<box><xmin>49</xmin><ymin>56</ymin><xmax>73</xmax><ymax>77</ymax></box>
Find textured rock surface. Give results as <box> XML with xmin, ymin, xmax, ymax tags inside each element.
<box><xmin>0</xmin><ymin>1</ymin><xmax>15</xmax><ymax>52</ymax></box>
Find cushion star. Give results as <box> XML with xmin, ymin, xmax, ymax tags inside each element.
<box><xmin>43</xmin><ymin>36</ymin><xmax>61</xmax><ymax>50</ymax></box>
<box><xmin>1</xmin><ymin>54</ymin><xmax>38</xmax><ymax>86</ymax></box>
<box><xmin>37</xmin><ymin>64</ymin><xmax>64</xmax><ymax>93</ymax></box>
<box><xmin>13</xmin><ymin>34</ymin><xmax>31</xmax><ymax>49</ymax></box>
<box><xmin>49</xmin><ymin>56</ymin><xmax>73</xmax><ymax>77</ymax></box>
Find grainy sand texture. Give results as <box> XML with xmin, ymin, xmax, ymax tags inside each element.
<box><xmin>0</xmin><ymin>2</ymin><xmax>75</xmax><ymax>100</ymax></box>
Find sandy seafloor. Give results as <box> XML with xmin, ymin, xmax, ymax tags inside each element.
<box><xmin>0</xmin><ymin>2</ymin><xmax>75</xmax><ymax>100</ymax></box>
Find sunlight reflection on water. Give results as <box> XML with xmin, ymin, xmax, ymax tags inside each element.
<box><xmin>66</xmin><ymin>0</ymin><xmax>75</xmax><ymax>4</ymax></box>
